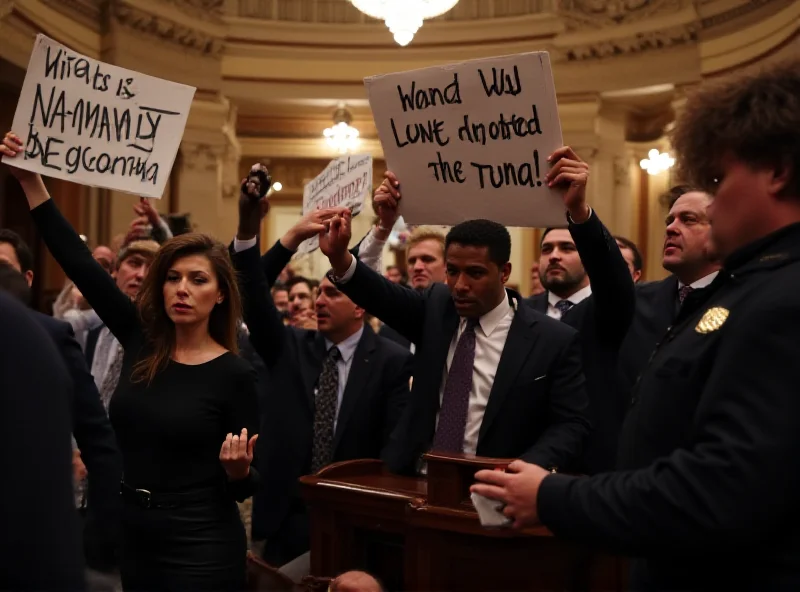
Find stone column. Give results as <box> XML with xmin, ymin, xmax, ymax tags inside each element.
<box><xmin>97</xmin><ymin>0</ymin><xmax>237</xmax><ymax>241</ymax></box>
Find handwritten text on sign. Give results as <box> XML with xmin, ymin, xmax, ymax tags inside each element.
<box><xmin>297</xmin><ymin>154</ymin><xmax>373</xmax><ymax>254</ymax></box>
<box><xmin>2</xmin><ymin>34</ymin><xmax>195</xmax><ymax>198</ymax></box>
<box><xmin>365</xmin><ymin>52</ymin><xmax>565</xmax><ymax>227</ymax></box>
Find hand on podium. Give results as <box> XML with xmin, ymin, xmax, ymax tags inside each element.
<box><xmin>471</xmin><ymin>460</ymin><xmax>551</xmax><ymax>529</ymax></box>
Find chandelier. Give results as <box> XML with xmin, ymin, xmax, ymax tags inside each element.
<box><xmin>323</xmin><ymin>105</ymin><xmax>360</xmax><ymax>154</ymax></box>
<box><xmin>350</xmin><ymin>0</ymin><xmax>460</xmax><ymax>46</ymax></box>
<box><xmin>639</xmin><ymin>149</ymin><xmax>675</xmax><ymax>176</ymax></box>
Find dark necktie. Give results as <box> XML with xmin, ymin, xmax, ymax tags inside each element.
<box><xmin>678</xmin><ymin>285</ymin><xmax>694</xmax><ymax>304</ymax></box>
<box><xmin>555</xmin><ymin>299</ymin><xmax>574</xmax><ymax>316</ymax></box>
<box><xmin>311</xmin><ymin>346</ymin><xmax>341</xmax><ymax>473</ymax></box>
<box><xmin>432</xmin><ymin>318</ymin><xmax>479</xmax><ymax>453</ymax></box>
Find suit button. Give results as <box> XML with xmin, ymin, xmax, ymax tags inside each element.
<box><xmin>630</xmin><ymin>396</ymin><xmax>638</xmax><ymax>406</ymax></box>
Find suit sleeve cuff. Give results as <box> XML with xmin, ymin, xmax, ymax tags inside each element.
<box><xmin>538</xmin><ymin>473</ymin><xmax>581</xmax><ymax>534</ymax></box>
<box><xmin>233</xmin><ymin>236</ymin><xmax>258</xmax><ymax>253</ymax></box>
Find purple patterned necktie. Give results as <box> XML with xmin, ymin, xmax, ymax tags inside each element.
<box><xmin>678</xmin><ymin>285</ymin><xmax>694</xmax><ymax>304</ymax></box>
<box><xmin>432</xmin><ymin>318</ymin><xmax>479</xmax><ymax>453</ymax></box>
<box><xmin>555</xmin><ymin>299</ymin><xmax>574</xmax><ymax>316</ymax></box>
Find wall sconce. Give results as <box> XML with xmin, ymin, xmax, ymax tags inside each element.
<box><xmin>323</xmin><ymin>104</ymin><xmax>360</xmax><ymax>154</ymax></box>
<box><xmin>640</xmin><ymin>149</ymin><xmax>675</xmax><ymax>176</ymax></box>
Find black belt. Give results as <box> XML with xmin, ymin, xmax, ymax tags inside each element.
<box><xmin>120</xmin><ymin>482</ymin><xmax>226</xmax><ymax>509</ymax></box>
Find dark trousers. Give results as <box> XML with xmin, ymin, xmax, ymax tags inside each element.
<box><xmin>120</xmin><ymin>498</ymin><xmax>246</xmax><ymax>591</ymax></box>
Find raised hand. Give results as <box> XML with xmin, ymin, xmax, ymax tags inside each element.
<box><xmin>373</xmin><ymin>171</ymin><xmax>401</xmax><ymax>235</ymax></box>
<box><xmin>237</xmin><ymin>163</ymin><xmax>272</xmax><ymax>240</ymax></box>
<box><xmin>291</xmin><ymin>307</ymin><xmax>318</xmax><ymax>330</ymax></box>
<box><xmin>318</xmin><ymin>210</ymin><xmax>353</xmax><ymax>274</ymax></box>
<box><xmin>219</xmin><ymin>428</ymin><xmax>258</xmax><ymax>481</ymax></box>
<box><xmin>281</xmin><ymin>207</ymin><xmax>350</xmax><ymax>251</ymax></box>
<box><xmin>124</xmin><ymin>215</ymin><xmax>150</xmax><ymax>244</ymax></box>
<box><xmin>546</xmin><ymin>146</ymin><xmax>590</xmax><ymax>223</ymax></box>
<box><xmin>0</xmin><ymin>132</ymin><xmax>37</xmax><ymax>183</ymax></box>
<box><xmin>133</xmin><ymin>197</ymin><xmax>161</xmax><ymax>226</ymax></box>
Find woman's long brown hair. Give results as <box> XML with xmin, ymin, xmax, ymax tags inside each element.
<box><xmin>131</xmin><ymin>233</ymin><xmax>242</xmax><ymax>384</ymax></box>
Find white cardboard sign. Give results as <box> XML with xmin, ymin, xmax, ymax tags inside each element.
<box><xmin>365</xmin><ymin>52</ymin><xmax>566</xmax><ymax>227</ymax></box>
<box><xmin>2</xmin><ymin>34</ymin><xmax>195</xmax><ymax>198</ymax></box>
<box><xmin>297</xmin><ymin>154</ymin><xmax>373</xmax><ymax>254</ymax></box>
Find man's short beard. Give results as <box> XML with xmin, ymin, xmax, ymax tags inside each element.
<box><xmin>541</xmin><ymin>271</ymin><xmax>586</xmax><ymax>298</ymax></box>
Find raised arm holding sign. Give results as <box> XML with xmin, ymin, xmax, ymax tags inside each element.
<box><xmin>365</xmin><ymin>52</ymin><xmax>565</xmax><ymax>228</ymax></box>
<box><xmin>2</xmin><ymin>34</ymin><xmax>195</xmax><ymax>198</ymax></box>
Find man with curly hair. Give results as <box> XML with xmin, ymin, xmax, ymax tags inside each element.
<box><xmin>472</xmin><ymin>58</ymin><xmax>800</xmax><ymax>591</ymax></box>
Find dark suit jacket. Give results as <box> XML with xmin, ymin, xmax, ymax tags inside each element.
<box><xmin>32</xmin><ymin>312</ymin><xmax>123</xmax><ymax>570</ymax></box>
<box><xmin>232</xmin><ymin>243</ymin><xmax>412</xmax><ymax>540</ymax></box>
<box><xmin>378</xmin><ymin>323</ymin><xmax>411</xmax><ymax>350</ymax></box>
<box><xmin>332</xmin><ymin>259</ymin><xmax>590</xmax><ymax>475</ymax></box>
<box><xmin>617</xmin><ymin>276</ymin><xmax>680</xmax><ymax>390</ymax></box>
<box><xmin>526</xmin><ymin>291</ymin><xmax>548</xmax><ymax>313</ymax></box>
<box><xmin>538</xmin><ymin>224</ymin><xmax>800</xmax><ymax>591</ymax></box>
<box><xmin>526</xmin><ymin>212</ymin><xmax>635</xmax><ymax>474</ymax></box>
<box><xmin>0</xmin><ymin>292</ymin><xmax>85</xmax><ymax>590</ymax></box>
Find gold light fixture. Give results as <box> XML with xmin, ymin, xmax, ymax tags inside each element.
<box><xmin>349</xmin><ymin>0</ymin><xmax>460</xmax><ymax>46</ymax></box>
<box><xmin>323</xmin><ymin>105</ymin><xmax>360</xmax><ymax>154</ymax></box>
<box><xmin>639</xmin><ymin>149</ymin><xmax>675</xmax><ymax>176</ymax></box>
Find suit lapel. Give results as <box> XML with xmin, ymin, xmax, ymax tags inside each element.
<box><xmin>301</xmin><ymin>332</ymin><xmax>327</xmax><ymax>414</ymax></box>
<box><xmin>333</xmin><ymin>327</ymin><xmax>377</xmax><ymax>452</ymax></box>
<box><xmin>654</xmin><ymin>276</ymin><xmax>679</xmax><ymax>330</ymax></box>
<box><xmin>478</xmin><ymin>302</ymin><xmax>539</xmax><ymax>444</ymax></box>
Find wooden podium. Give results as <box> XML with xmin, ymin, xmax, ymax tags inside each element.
<box><xmin>300</xmin><ymin>452</ymin><xmax>626</xmax><ymax>591</ymax></box>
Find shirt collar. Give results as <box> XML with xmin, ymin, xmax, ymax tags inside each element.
<box><xmin>464</xmin><ymin>291</ymin><xmax>512</xmax><ymax>338</ymax></box>
<box><xmin>548</xmin><ymin>284</ymin><xmax>592</xmax><ymax>308</ymax></box>
<box><xmin>679</xmin><ymin>271</ymin><xmax>719</xmax><ymax>290</ymax></box>
<box><xmin>324</xmin><ymin>325</ymin><xmax>364</xmax><ymax>364</ymax></box>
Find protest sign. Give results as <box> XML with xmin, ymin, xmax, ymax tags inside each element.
<box><xmin>365</xmin><ymin>52</ymin><xmax>565</xmax><ymax>228</ymax></box>
<box><xmin>2</xmin><ymin>34</ymin><xmax>195</xmax><ymax>198</ymax></box>
<box><xmin>297</xmin><ymin>154</ymin><xmax>373</xmax><ymax>254</ymax></box>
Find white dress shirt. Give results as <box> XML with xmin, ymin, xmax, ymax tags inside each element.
<box><xmin>90</xmin><ymin>326</ymin><xmax>119</xmax><ymax>390</ymax></box>
<box><xmin>354</xmin><ymin>227</ymin><xmax>386</xmax><ymax>276</ymax></box>
<box><xmin>321</xmin><ymin>326</ymin><xmax>364</xmax><ymax>431</ymax></box>
<box><xmin>547</xmin><ymin>284</ymin><xmax>592</xmax><ymax>320</ymax></box>
<box><xmin>679</xmin><ymin>271</ymin><xmax>719</xmax><ymax>291</ymax></box>
<box><xmin>436</xmin><ymin>292</ymin><xmax>515</xmax><ymax>455</ymax></box>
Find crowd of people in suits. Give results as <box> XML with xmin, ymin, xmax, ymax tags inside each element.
<box><xmin>1</xmin><ymin>58</ymin><xmax>799</xmax><ymax>592</ymax></box>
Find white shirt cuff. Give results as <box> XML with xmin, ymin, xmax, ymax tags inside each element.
<box><xmin>233</xmin><ymin>236</ymin><xmax>258</xmax><ymax>252</ymax></box>
<box><xmin>357</xmin><ymin>227</ymin><xmax>385</xmax><ymax>275</ymax></box>
<box><xmin>568</xmin><ymin>206</ymin><xmax>593</xmax><ymax>224</ymax></box>
<box><xmin>335</xmin><ymin>253</ymin><xmax>359</xmax><ymax>284</ymax></box>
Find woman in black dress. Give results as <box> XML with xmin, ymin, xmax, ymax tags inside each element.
<box><xmin>2</xmin><ymin>132</ymin><xmax>260</xmax><ymax>591</ymax></box>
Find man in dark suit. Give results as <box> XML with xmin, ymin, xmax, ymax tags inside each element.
<box><xmin>319</xmin><ymin>209</ymin><xmax>590</xmax><ymax>475</ymax></box>
<box><xmin>0</xmin><ymin>250</ymin><xmax>123</xmax><ymax>572</ymax></box>
<box><xmin>233</xmin><ymin>191</ymin><xmax>413</xmax><ymax>567</ymax></box>
<box><xmin>0</xmin><ymin>290</ymin><xmax>86</xmax><ymax>590</ymax></box>
<box><xmin>618</xmin><ymin>186</ymin><xmax>722</xmax><ymax>388</ymax></box>
<box><xmin>518</xmin><ymin>148</ymin><xmax>638</xmax><ymax>474</ymax></box>
<box><xmin>472</xmin><ymin>58</ymin><xmax>800</xmax><ymax>591</ymax></box>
